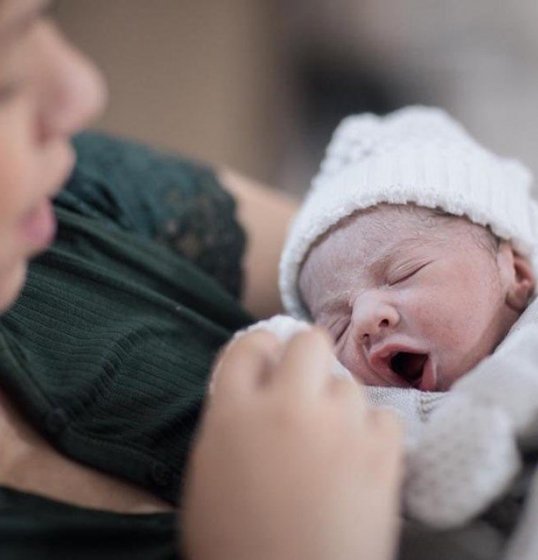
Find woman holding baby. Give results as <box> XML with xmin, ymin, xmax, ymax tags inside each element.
<box><xmin>0</xmin><ymin>1</ymin><xmax>403</xmax><ymax>559</ymax></box>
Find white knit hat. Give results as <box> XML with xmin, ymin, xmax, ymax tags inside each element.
<box><xmin>280</xmin><ymin>106</ymin><xmax>538</xmax><ymax>319</ymax></box>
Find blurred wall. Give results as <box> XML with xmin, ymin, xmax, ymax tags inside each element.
<box><xmin>55</xmin><ymin>0</ymin><xmax>290</xmax><ymax>184</ymax></box>
<box><xmin>56</xmin><ymin>1</ymin><xmax>538</xmax><ymax>196</ymax></box>
<box><xmin>285</xmin><ymin>0</ymin><xmax>538</xmax><ymax>194</ymax></box>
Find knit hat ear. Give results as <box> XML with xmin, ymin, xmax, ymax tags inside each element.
<box><xmin>280</xmin><ymin>106</ymin><xmax>538</xmax><ymax>320</ymax></box>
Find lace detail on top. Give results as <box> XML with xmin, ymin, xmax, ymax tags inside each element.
<box><xmin>58</xmin><ymin>131</ymin><xmax>246</xmax><ymax>298</ymax></box>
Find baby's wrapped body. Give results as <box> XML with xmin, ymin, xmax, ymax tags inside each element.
<box><xmin>254</xmin><ymin>107</ymin><xmax>538</xmax><ymax>559</ymax></box>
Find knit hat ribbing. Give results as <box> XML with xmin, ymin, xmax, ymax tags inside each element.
<box><xmin>280</xmin><ymin>106</ymin><xmax>538</xmax><ymax>319</ymax></box>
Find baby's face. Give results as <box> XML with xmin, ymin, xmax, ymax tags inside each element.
<box><xmin>299</xmin><ymin>205</ymin><xmax>523</xmax><ymax>391</ymax></box>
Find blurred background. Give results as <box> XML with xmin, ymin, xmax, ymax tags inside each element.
<box><xmin>55</xmin><ymin>0</ymin><xmax>538</xmax><ymax>196</ymax></box>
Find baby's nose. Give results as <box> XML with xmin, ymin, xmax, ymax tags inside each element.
<box><xmin>351</xmin><ymin>294</ymin><xmax>400</xmax><ymax>345</ymax></box>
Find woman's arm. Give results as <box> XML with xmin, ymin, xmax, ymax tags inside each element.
<box><xmin>219</xmin><ymin>169</ymin><xmax>299</xmax><ymax>318</ymax></box>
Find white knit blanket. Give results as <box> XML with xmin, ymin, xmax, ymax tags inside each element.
<box><xmin>241</xmin><ymin>299</ymin><xmax>538</xmax><ymax>541</ymax></box>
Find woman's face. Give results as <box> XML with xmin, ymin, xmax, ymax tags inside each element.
<box><xmin>0</xmin><ymin>0</ymin><xmax>105</xmax><ymax>310</ymax></box>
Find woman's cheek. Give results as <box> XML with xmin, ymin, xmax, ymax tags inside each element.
<box><xmin>0</xmin><ymin>107</ymin><xmax>37</xmax><ymax>215</ymax></box>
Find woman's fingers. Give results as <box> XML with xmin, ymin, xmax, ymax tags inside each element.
<box><xmin>327</xmin><ymin>373</ymin><xmax>368</xmax><ymax>419</ymax></box>
<box><xmin>211</xmin><ymin>330</ymin><xmax>281</xmax><ymax>400</ymax></box>
<box><xmin>272</xmin><ymin>328</ymin><xmax>335</xmax><ymax>398</ymax></box>
<box><xmin>184</xmin><ymin>325</ymin><xmax>404</xmax><ymax>560</ymax></box>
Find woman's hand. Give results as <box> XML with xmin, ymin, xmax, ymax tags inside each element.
<box><xmin>182</xmin><ymin>329</ymin><xmax>403</xmax><ymax>560</ymax></box>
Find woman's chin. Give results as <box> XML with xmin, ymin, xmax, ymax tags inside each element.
<box><xmin>0</xmin><ymin>261</ymin><xmax>28</xmax><ymax>313</ymax></box>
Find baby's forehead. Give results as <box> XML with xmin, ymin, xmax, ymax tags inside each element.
<box><xmin>319</xmin><ymin>204</ymin><xmax>463</xmax><ymax>250</ymax></box>
<box><xmin>301</xmin><ymin>204</ymin><xmax>488</xmax><ymax>282</ymax></box>
<box><xmin>347</xmin><ymin>203</ymin><xmax>453</xmax><ymax>231</ymax></box>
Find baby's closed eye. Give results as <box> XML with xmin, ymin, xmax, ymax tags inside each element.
<box><xmin>326</xmin><ymin>316</ymin><xmax>351</xmax><ymax>344</ymax></box>
<box><xmin>387</xmin><ymin>260</ymin><xmax>433</xmax><ymax>286</ymax></box>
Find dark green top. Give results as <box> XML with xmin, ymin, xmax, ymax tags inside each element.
<box><xmin>0</xmin><ymin>487</ymin><xmax>176</xmax><ymax>560</ymax></box>
<box><xmin>0</xmin><ymin>132</ymin><xmax>253</xmax><ymax>559</ymax></box>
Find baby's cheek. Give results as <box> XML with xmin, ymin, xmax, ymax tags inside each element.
<box><xmin>335</xmin><ymin>341</ymin><xmax>370</xmax><ymax>383</ymax></box>
<box><xmin>407</xmin><ymin>291</ymin><xmax>464</xmax><ymax>346</ymax></box>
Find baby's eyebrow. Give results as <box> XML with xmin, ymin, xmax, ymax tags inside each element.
<box><xmin>372</xmin><ymin>237</ymin><xmax>425</xmax><ymax>270</ymax></box>
<box><xmin>351</xmin><ymin>240</ymin><xmax>423</xmax><ymax>284</ymax></box>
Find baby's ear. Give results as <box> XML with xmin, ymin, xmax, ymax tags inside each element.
<box><xmin>498</xmin><ymin>242</ymin><xmax>535</xmax><ymax>312</ymax></box>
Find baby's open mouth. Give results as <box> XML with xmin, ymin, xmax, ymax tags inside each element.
<box><xmin>390</xmin><ymin>352</ymin><xmax>428</xmax><ymax>386</ymax></box>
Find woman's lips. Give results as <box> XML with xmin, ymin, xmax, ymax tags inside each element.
<box><xmin>19</xmin><ymin>199</ymin><xmax>57</xmax><ymax>251</ymax></box>
<box><xmin>17</xmin><ymin>145</ymin><xmax>75</xmax><ymax>254</ymax></box>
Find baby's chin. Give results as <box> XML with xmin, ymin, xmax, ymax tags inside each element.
<box><xmin>438</xmin><ymin>342</ymin><xmax>505</xmax><ymax>390</ymax></box>
<box><xmin>437</xmin><ymin>364</ymin><xmax>479</xmax><ymax>391</ymax></box>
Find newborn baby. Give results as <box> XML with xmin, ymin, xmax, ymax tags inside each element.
<box><xmin>277</xmin><ymin>106</ymin><xmax>538</xmax><ymax>391</ymax></box>
<box><xmin>298</xmin><ymin>203</ymin><xmax>534</xmax><ymax>391</ymax></box>
<box><xmin>239</xmin><ymin>108</ymin><xmax>538</xmax><ymax>547</ymax></box>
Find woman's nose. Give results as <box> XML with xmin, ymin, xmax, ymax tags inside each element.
<box><xmin>36</xmin><ymin>23</ymin><xmax>107</xmax><ymax>141</ymax></box>
<box><xmin>350</xmin><ymin>292</ymin><xmax>400</xmax><ymax>345</ymax></box>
